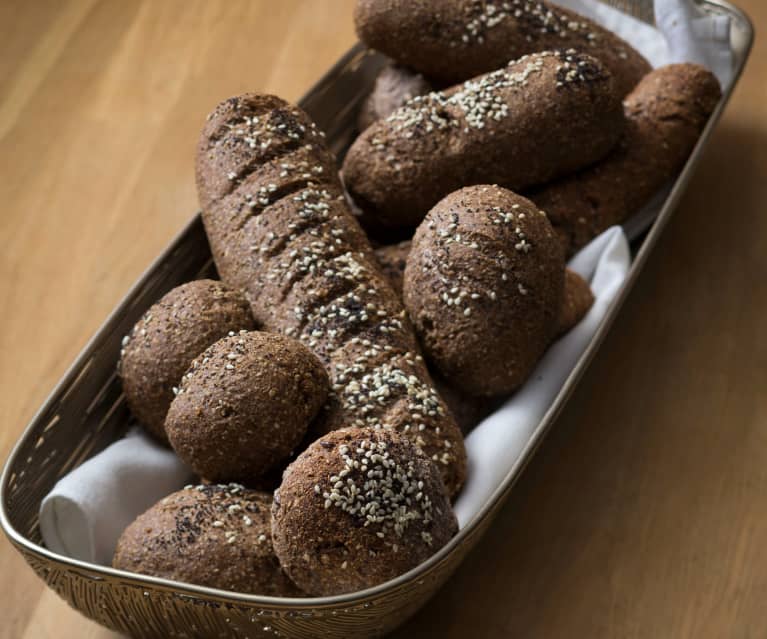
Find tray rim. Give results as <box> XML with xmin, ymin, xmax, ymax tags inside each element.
<box><xmin>0</xmin><ymin>0</ymin><xmax>755</xmax><ymax>611</ymax></box>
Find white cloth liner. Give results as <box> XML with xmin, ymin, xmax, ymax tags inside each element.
<box><xmin>39</xmin><ymin>0</ymin><xmax>735</xmax><ymax>565</ymax></box>
<box><xmin>40</xmin><ymin>429</ymin><xmax>192</xmax><ymax>564</ymax></box>
<box><xmin>454</xmin><ymin>226</ymin><xmax>629</xmax><ymax>525</ymax></box>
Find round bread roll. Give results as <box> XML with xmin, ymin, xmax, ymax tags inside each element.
<box><xmin>404</xmin><ymin>185</ymin><xmax>564</xmax><ymax>396</ymax></box>
<box><xmin>165</xmin><ymin>330</ymin><xmax>329</xmax><ymax>482</ymax></box>
<box><xmin>354</xmin><ymin>0</ymin><xmax>649</xmax><ymax>96</ymax></box>
<box><xmin>358</xmin><ymin>64</ymin><xmax>434</xmax><ymax>131</ymax></box>
<box><xmin>271</xmin><ymin>426</ymin><xmax>458</xmax><ymax>596</ymax></box>
<box><xmin>113</xmin><ymin>484</ymin><xmax>302</xmax><ymax>596</ymax></box>
<box><xmin>342</xmin><ymin>50</ymin><xmax>624</xmax><ymax>229</ymax></box>
<box><xmin>119</xmin><ymin>279</ymin><xmax>255</xmax><ymax>443</ymax></box>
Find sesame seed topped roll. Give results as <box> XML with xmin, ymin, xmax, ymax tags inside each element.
<box><xmin>113</xmin><ymin>484</ymin><xmax>302</xmax><ymax>596</ymax></box>
<box><xmin>342</xmin><ymin>50</ymin><xmax>625</xmax><ymax>229</ymax></box>
<box><xmin>404</xmin><ymin>185</ymin><xmax>565</xmax><ymax>396</ymax></box>
<box><xmin>271</xmin><ymin>427</ymin><xmax>457</xmax><ymax>595</ymax></box>
<box><xmin>196</xmin><ymin>94</ymin><xmax>466</xmax><ymax>498</ymax></box>
<box><xmin>354</xmin><ymin>0</ymin><xmax>650</xmax><ymax>96</ymax></box>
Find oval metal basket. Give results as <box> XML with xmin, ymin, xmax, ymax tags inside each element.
<box><xmin>0</xmin><ymin>1</ymin><xmax>753</xmax><ymax>637</ymax></box>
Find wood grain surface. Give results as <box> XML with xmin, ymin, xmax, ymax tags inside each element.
<box><xmin>1</xmin><ymin>1</ymin><xmax>766</xmax><ymax>637</ymax></box>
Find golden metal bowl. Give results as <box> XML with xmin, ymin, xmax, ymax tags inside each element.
<box><xmin>0</xmin><ymin>2</ymin><xmax>753</xmax><ymax>637</ymax></box>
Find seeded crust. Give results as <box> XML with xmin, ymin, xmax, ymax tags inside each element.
<box><xmin>358</xmin><ymin>64</ymin><xmax>435</xmax><ymax>131</ymax></box>
<box><xmin>557</xmin><ymin>269</ymin><xmax>594</xmax><ymax>336</ymax></box>
<box><xmin>373</xmin><ymin>240</ymin><xmax>411</xmax><ymax>295</ymax></box>
<box><xmin>354</xmin><ymin>0</ymin><xmax>649</xmax><ymax>96</ymax></box>
<box><xmin>271</xmin><ymin>427</ymin><xmax>457</xmax><ymax>595</ymax></box>
<box><xmin>165</xmin><ymin>331</ymin><xmax>328</xmax><ymax>482</ymax></box>
<box><xmin>195</xmin><ymin>94</ymin><xmax>466</xmax><ymax>498</ymax></box>
<box><xmin>342</xmin><ymin>50</ymin><xmax>624</xmax><ymax>229</ymax></box>
<box><xmin>118</xmin><ymin>280</ymin><xmax>255</xmax><ymax>443</ymax></box>
<box><xmin>113</xmin><ymin>485</ymin><xmax>302</xmax><ymax>596</ymax></box>
<box><xmin>404</xmin><ymin>185</ymin><xmax>564</xmax><ymax>396</ymax></box>
<box><xmin>530</xmin><ymin>63</ymin><xmax>722</xmax><ymax>255</ymax></box>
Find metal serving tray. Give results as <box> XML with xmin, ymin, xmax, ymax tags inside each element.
<box><xmin>0</xmin><ymin>1</ymin><xmax>753</xmax><ymax>637</ymax></box>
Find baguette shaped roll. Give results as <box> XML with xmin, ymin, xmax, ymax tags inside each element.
<box><xmin>196</xmin><ymin>94</ymin><xmax>466</xmax><ymax>497</ymax></box>
<box><xmin>342</xmin><ymin>50</ymin><xmax>624</xmax><ymax>229</ymax></box>
<box><xmin>354</xmin><ymin>0</ymin><xmax>650</xmax><ymax>96</ymax></box>
<box><xmin>530</xmin><ymin>63</ymin><xmax>722</xmax><ymax>255</ymax></box>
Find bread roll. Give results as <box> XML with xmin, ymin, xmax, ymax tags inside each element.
<box><xmin>196</xmin><ymin>94</ymin><xmax>466</xmax><ymax>497</ymax></box>
<box><xmin>113</xmin><ymin>484</ymin><xmax>302</xmax><ymax>596</ymax></box>
<box><xmin>165</xmin><ymin>331</ymin><xmax>328</xmax><ymax>483</ymax></box>
<box><xmin>271</xmin><ymin>427</ymin><xmax>457</xmax><ymax>595</ymax></box>
<box><xmin>404</xmin><ymin>185</ymin><xmax>564</xmax><ymax>396</ymax></box>
<box><xmin>342</xmin><ymin>50</ymin><xmax>624</xmax><ymax>229</ymax></box>
<box><xmin>118</xmin><ymin>279</ymin><xmax>255</xmax><ymax>443</ymax></box>
<box><xmin>354</xmin><ymin>0</ymin><xmax>650</xmax><ymax>96</ymax></box>
<box><xmin>530</xmin><ymin>63</ymin><xmax>722</xmax><ymax>254</ymax></box>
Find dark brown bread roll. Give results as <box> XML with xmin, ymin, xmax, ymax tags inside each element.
<box><xmin>358</xmin><ymin>64</ymin><xmax>435</xmax><ymax>131</ymax></box>
<box><xmin>557</xmin><ymin>268</ymin><xmax>594</xmax><ymax>336</ymax></box>
<box><xmin>342</xmin><ymin>50</ymin><xmax>624</xmax><ymax>229</ymax></box>
<box><xmin>165</xmin><ymin>331</ymin><xmax>328</xmax><ymax>483</ymax></box>
<box><xmin>404</xmin><ymin>185</ymin><xmax>564</xmax><ymax>396</ymax></box>
<box><xmin>354</xmin><ymin>0</ymin><xmax>649</xmax><ymax>96</ymax></box>
<box><xmin>196</xmin><ymin>93</ymin><xmax>466</xmax><ymax>497</ymax></box>
<box><xmin>113</xmin><ymin>484</ymin><xmax>302</xmax><ymax>596</ymax></box>
<box><xmin>118</xmin><ymin>279</ymin><xmax>255</xmax><ymax>443</ymax></box>
<box><xmin>530</xmin><ymin>63</ymin><xmax>722</xmax><ymax>255</ymax></box>
<box><xmin>271</xmin><ymin>427</ymin><xmax>457</xmax><ymax>595</ymax></box>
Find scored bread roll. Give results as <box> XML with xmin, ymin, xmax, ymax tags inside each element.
<box><xmin>404</xmin><ymin>185</ymin><xmax>565</xmax><ymax>396</ymax></box>
<box><xmin>342</xmin><ymin>50</ymin><xmax>624</xmax><ymax>229</ymax></box>
<box><xmin>530</xmin><ymin>63</ymin><xmax>722</xmax><ymax>255</ymax></box>
<box><xmin>354</xmin><ymin>0</ymin><xmax>650</xmax><ymax>96</ymax></box>
<box><xmin>195</xmin><ymin>94</ymin><xmax>466</xmax><ymax>497</ymax></box>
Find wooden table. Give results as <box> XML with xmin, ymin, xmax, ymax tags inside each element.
<box><xmin>2</xmin><ymin>1</ymin><xmax>766</xmax><ymax>637</ymax></box>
